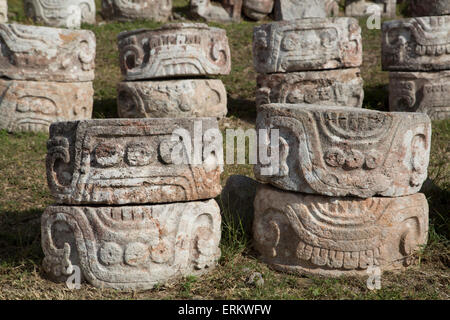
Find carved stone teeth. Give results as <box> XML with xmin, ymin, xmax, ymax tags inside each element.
<box><xmin>343</xmin><ymin>251</ymin><xmax>359</xmax><ymax>270</ymax></box>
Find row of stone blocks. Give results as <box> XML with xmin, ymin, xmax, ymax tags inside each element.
<box><xmin>382</xmin><ymin>11</ymin><xmax>450</xmax><ymax>120</ymax></box>
<box><xmin>42</xmin><ymin>118</ymin><xmax>224</xmax><ymax>289</ymax></box>
<box><xmin>116</xmin><ymin>23</ymin><xmax>230</xmax><ymax>119</ymax></box>
<box><xmin>0</xmin><ymin>23</ymin><xmax>95</xmax><ymax>132</ymax></box>
<box><xmin>253</xmin><ymin>17</ymin><xmax>364</xmax><ymax>109</ymax></box>
<box><xmin>21</xmin><ymin>0</ymin><xmax>172</xmax><ymax>29</ymax></box>
<box><xmin>252</xmin><ymin>103</ymin><xmax>431</xmax><ymax>276</ymax></box>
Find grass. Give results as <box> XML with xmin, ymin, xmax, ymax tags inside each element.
<box><xmin>0</xmin><ymin>0</ymin><xmax>449</xmax><ymax>300</ymax></box>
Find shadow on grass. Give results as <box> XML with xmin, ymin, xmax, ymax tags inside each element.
<box><xmin>227</xmin><ymin>97</ymin><xmax>256</xmax><ymax>122</ymax></box>
<box><xmin>0</xmin><ymin>208</ymin><xmax>43</xmax><ymax>269</ymax></box>
<box><xmin>363</xmin><ymin>84</ymin><xmax>389</xmax><ymax>111</ymax></box>
<box><xmin>93</xmin><ymin>98</ymin><xmax>118</xmax><ymax>119</ymax></box>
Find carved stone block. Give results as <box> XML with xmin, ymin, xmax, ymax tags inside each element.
<box><xmin>117</xmin><ymin>79</ymin><xmax>227</xmax><ymax>119</ymax></box>
<box><xmin>190</xmin><ymin>0</ymin><xmax>242</xmax><ymax>23</ymax></box>
<box><xmin>325</xmin><ymin>0</ymin><xmax>339</xmax><ymax>17</ymax></box>
<box><xmin>389</xmin><ymin>71</ymin><xmax>450</xmax><ymax>120</ymax></box>
<box><xmin>118</xmin><ymin>23</ymin><xmax>231</xmax><ymax>80</ymax></box>
<box><xmin>101</xmin><ymin>0</ymin><xmax>172</xmax><ymax>22</ymax></box>
<box><xmin>253</xmin><ymin>184</ymin><xmax>429</xmax><ymax>277</ymax></box>
<box><xmin>0</xmin><ymin>79</ymin><xmax>93</xmax><ymax>133</ymax></box>
<box><xmin>243</xmin><ymin>0</ymin><xmax>274</xmax><ymax>21</ymax></box>
<box><xmin>254</xmin><ymin>103</ymin><xmax>431</xmax><ymax>198</ymax></box>
<box><xmin>46</xmin><ymin>118</ymin><xmax>223</xmax><ymax>205</ymax></box>
<box><xmin>253</xmin><ymin>18</ymin><xmax>362</xmax><ymax>74</ymax></box>
<box><xmin>256</xmin><ymin>68</ymin><xmax>364</xmax><ymax>108</ymax></box>
<box><xmin>41</xmin><ymin>199</ymin><xmax>221</xmax><ymax>290</ymax></box>
<box><xmin>0</xmin><ymin>23</ymin><xmax>95</xmax><ymax>82</ymax></box>
<box><xmin>382</xmin><ymin>16</ymin><xmax>450</xmax><ymax>72</ymax></box>
<box><xmin>274</xmin><ymin>0</ymin><xmax>327</xmax><ymax>21</ymax></box>
<box><xmin>0</xmin><ymin>0</ymin><xmax>7</xmax><ymax>23</ymax></box>
<box><xmin>410</xmin><ymin>0</ymin><xmax>450</xmax><ymax>17</ymax></box>
<box><xmin>345</xmin><ymin>0</ymin><xmax>396</xmax><ymax>18</ymax></box>
<box><xmin>23</xmin><ymin>0</ymin><xmax>96</xmax><ymax>29</ymax></box>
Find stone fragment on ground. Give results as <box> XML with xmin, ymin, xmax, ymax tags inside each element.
<box><xmin>389</xmin><ymin>71</ymin><xmax>450</xmax><ymax>120</ymax></box>
<box><xmin>46</xmin><ymin>118</ymin><xmax>223</xmax><ymax>205</ymax></box>
<box><xmin>273</xmin><ymin>0</ymin><xmax>327</xmax><ymax>21</ymax></box>
<box><xmin>256</xmin><ymin>68</ymin><xmax>364</xmax><ymax>108</ymax></box>
<box><xmin>101</xmin><ymin>0</ymin><xmax>172</xmax><ymax>22</ymax></box>
<box><xmin>41</xmin><ymin>199</ymin><xmax>221</xmax><ymax>290</ymax></box>
<box><xmin>345</xmin><ymin>0</ymin><xmax>396</xmax><ymax>18</ymax></box>
<box><xmin>23</xmin><ymin>0</ymin><xmax>96</xmax><ymax>28</ymax></box>
<box><xmin>190</xmin><ymin>0</ymin><xmax>242</xmax><ymax>22</ymax></box>
<box><xmin>253</xmin><ymin>184</ymin><xmax>429</xmax><ymax>277</ymax></box>
<box><xmin>253</xmin><ymin>18</ymin><xmax>362</xmax><ymax>73</ymax></box>
<box><xmin>409</xmin><ymin>0</ymin><xmax>450</xmax><ymax>17</ymax></box>
<box><xmin>117</xmin><ymin>79</ymin><xmax>227</xmax><ymax>119</ymax></box>
<box><xmin>118</xmin><ymin>23</ymin><xmax>231</xmax><ymax>80</ymax></box>
<box><xmin>254</xmin><ymin>103</ymin><xmax>431</xmax><ymax>198</ymax></box>
<box><xmin>243</xmin><ymin>0</ymin><xmax>274</xmax><ymax>20</ymax></box>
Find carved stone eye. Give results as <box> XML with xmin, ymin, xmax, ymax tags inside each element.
<box><xmin>324</xmin><ymin>148</ymin><xmax>345</xmax><ymax>167</ymax></box>
<box><xmin>126</xmin><ymin>143</ymin><xmax>153</xmax><ymax>166</ymax></box>
<box><xmin>286</xmin><ymin>90</ymin><xmax>304</xmax><ymax>104</ymax></box>
<box><xmin>99</xmin><ymin>242</ymin><xmax>123</xmax><ymax>266</ymax></box>
<box><xmin>159</xmin><ymin>139</ymin><xmax>179</xmax><ymax>164</ymax></box>
<box><xmin>344</xmin><ymin>150</ymin><xmax>365</xmax><ymax>169</ymax></box>
<box><xmin>281</xmin><ymin>33</ymin><xmax>300</xmax><ymax>51</ymax></box>
<box><xmin>365</xmin><ymin>150</ymin><xmax>382</xmax><ymax>169</ymax></box>
<box><xmin>94</xmin><ymin>143</ymin><xmax>123</xmax><ymax>167</ymax></box>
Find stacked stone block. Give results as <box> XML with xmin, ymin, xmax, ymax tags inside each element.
<box><xmin>101</xmin><ymin>0</ymin><xmax>172</xmax><ymax>22</ymax></box>
<box><xmin>253</xmin><ymin>18</ymin><xmax>364</xmax><ymax>108</ymax></box>
<box><xmin>116</xmin><ymin>23</ymin><xmax>230</xmax><ymax>119</ymax></box>
<box><xmin>23</xmin><ymin>0</ymin><xmax>96</xmax><ymax>29</ymax></box>
<box><xmin>252</xmin><ymin>103</ymin><xmax>431</xmax><ymax>276</ymax></box>
<box><xmin>0</xmin><ymin>0</ymin><xmax>7</xmax><ymax>23</ymax></box>
<box><xmin>345</xmin><ymin>0</ymin><xmax>396</xmax><ymax>18</ymax></box>
<box><xmin>0</xmin><ymin>24</ymin><xmax>95</xmax><ymax>133</ymax></box>
<box><xmin>42</xmin><ymin>118</ymin><xmax>224</xmax><ymax>289</ymax></box>
<box><xmin>382</xmin><ymin>15</ymin><xmax>450</xmax><ymax>120</ymax></box>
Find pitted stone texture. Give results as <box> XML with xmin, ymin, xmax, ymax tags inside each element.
<box><xmin>0</xmin><ymin>23</ymin><xmax>95</xmax><ymax>82</ymax></box>
<box><xmin>41</xmin><ymin>199</ymin><xmax>221</xmax><ymax>290</ymax></box>
<box><xmin>46</xmin><ymin>118</ymin><xmax>223</xmax><ymax>205</ymax></box>
<box><xmin>389</xmin><ymin>71</ymin><xmax>450</xmax><ymax>120</ymax></box>
<box><xmin>253</xmin><ymin>184</ymin><xmax>429</xmax><ymax>277</ymax></box>
<box><xmin>382</xmin><ymin>16</ymin><xmax>450</xmax><ymax>72</ymax></box>
<box><xmin>345</xmin><ymin>0</ymin><xmax>396</xmax><ymax>18</ymax></box>
<box><xmin>254</xmin><ymin>103</ymin><xmax>431</xmax><ymax>198</ymax></box>
<box><xmin>190</xmin><ymin>0</ymin><xmax>242</xmax><ymax>22</ymax></box>
<box><xmin>101</xmin><ymin>0</ymin><xmax>172</xmax><ymax>22</ymax></box>
<box><xmin>256</xmin><ymin>68</ymin><xmax>363</xmax><ymax>108</ymax></box>
<box><xmin>410</xmin><ymin>0</ymin><xmax>450</xmax><ymax>17</ymax></box>
<box><xmin>0</xmin><ymin>0</ymin><xmax>7</xmax><ymax>23</ymax></box>
<box><xmin>117</xmin><ymin>79</ymin><xmax>227</xmax><ymax>119</ymax></box>
<box><xmin>243</xmin><ymin>0</ymin><xmax>274</xmax><ymax>21</ymax></box>
<box><xmin>118</xmin><ymin>23</ymin><xmax>231</xmax><ymax>80</ymax></box>
<box><xmin>0</xmin><ymin>79</ymin><xmax>93</xmax><ymax>133</ymax></box>
<box><xmin>253</xmin><ymin>18</ymin><xmax>362</xmax><ymax>74</ymax></box>
<box><xmin>274</xmin><ymin>0</ymin><xmax>327</xmax><ymax>21</ymax></box>
<box><xmin>23</xmin><ymin>0</ymin><xmax>96</xmax><ymax>29</ymax></box>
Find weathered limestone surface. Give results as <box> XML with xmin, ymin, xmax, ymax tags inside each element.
<box><xmin>101</xmin><ymin>0</ymin><xmax>172</xmax><ymax>22</ymax></box>
<box><xmin>46</xmin><ymin>118</ymin><xmax>223</xmax><ymax>205</ymax></box>
<box><xmin>243</xmin><ymin>0</ymin><xmax>274</xmax><ymax>21</ymax></box>
<box><xmin>410</xmin><ymin>0</ymin><xmax>450</xmax><ymax>17</ymax></box>
<box><xmin>23</xmin><ymin>0</ymin><xmax>96</xmax><ymax>29</ymax></box>
<box><xmin>256</xmin><ymin>68</ymin><xmax>364</xmax><ymax>108</ymax></box>
<box><xmin>273</xmin><ymin>0</ymin><xmax>327</xmax><ymax>21</ymax></box>
<box><xmin>254</xmin><ymin>103</ymin><xmax>431</xmax><ymax>198</ymax></box>
<box><xmin>345</xmin><ymin>0</ymin><xmax>396</xmax><ymax>18</ymax></box>
<box><xmin>0</xmin><ymin>0</ymin><xmax>7</xmax><ymax>23</ymax></box>
<box><xmin>389</xmin><ymin>71</ymin><xmax>450</xmax><ymax>120</ymax></box>
<box><xmin>41</xmin><ymin>199</ymin><xmax>221</xmax><ymax>290</ymax></box>
<box><xmin>0</xmin><ymin>79</ymin><xmax>93</xmax><ymax>133</ymax></box>
<box><xmin>118</xmin><ymin>23</ymin><xmax>231</xmax><ymax>80</ymax></box>
<box><xmin>253</xmin><ymin>18</ymin><xmax>362</xmax><ymax>74</ymax></box>
<box><xmin>190</xmin><ymin>0</ymin><xmax>242</xmax><ymax>22</ymax></box>
<box><xmin>253</xmin><ymin>184</ymin><xmax>429</xmax><ymax>277</ymax></box>
<box><xmin>0</xmin><ymin>23</ymin><xmax>95</xmax><ymax>82</ymax></box>
<box><xmin>382</xmin><ymin>16</ymin><xmax>450</xmax><ymax>72</ymax></box>
<box><xmin>325</xmin><ymin>0</ymin><xmax>339</xmax><ymax>17</ymax></box>
<box><xmin>117</xmin><ymin>79</ymin><xmax>227</xmax><ymax>119</ymax></box>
